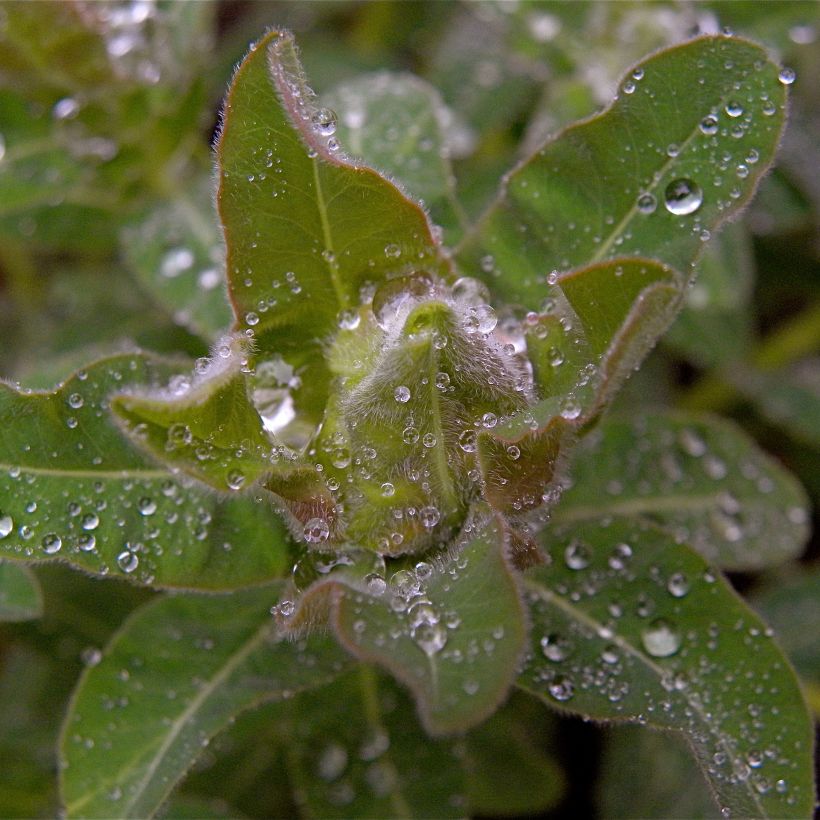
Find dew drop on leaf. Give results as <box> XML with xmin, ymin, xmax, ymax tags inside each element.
<box><xmin>419</xmin><ymin>506</ymin><xmax>440</xmax><ymax>528</ymax></box>
<box><xmin>641</xmin><ymin>618</ymin><xmax>682</xmax><ymax>657</ymax></box>
<box><xmin>637</xmin><ymin>193</ymin><xmax>657</xmax><ymax>214</ymax></box>
<box><xmin>402</xmin><ymin>426</ymin><xmax>419</xmax><ymax>445</ymax></box>
<box><xmin>564</xmin><ymin>539</ymin><xmax>590</xmax><ymax>570</ymax></box>
<box><xmin>116</xmin><ymin>548</ymin><xmax>139</xmax><ymax>573</ymax></box>
<box><xmin>664</xmin><ymin>178</ymin><xmax>703</xmax><ymax>215</ymax></box>
<box><xmin>667</xmin><ymin>572</ymin><xmax>690</xmax><ymax>598</ymax></box>
<box><xmin>777</xmin><ymin>66</ymin><xmax>796</xmax><ymax>85</ymax></box>
<box><xmin>226</xmin><ymin>469</ymin><xmax>246</xmax><ymax>491</ymax></box>
<box><xmin>81</xmin><ymin>512</ymin><xmax>100</xmax><ymax>530</ymax></box>
<box><xmin>0</xmin><ymin>513</ymin><xmax>12</xmax><ymax>538</ymax></box>
<box><xmin>311</xmin><ymin>107</ymin><xmax>338</xmax><ymax>137</ymax></box>
<box><xmin>700</xmin><ymin>115</ymin><xmax>719</xmax><ymax>135</ymax></box>
<box><xmin>394</xmin><ymin>385</ymin><xmax>411</xmax><ymax>403</ymax></box>
<box><xmin>540</xmin><ymin>633</ymin><xmax>574</xmax><ymax>662</ymax></box>
<box><xmin>137</xmin><ymin>497</ymin><xmax>156</xmax><ymax>516</ymax></box>
<box><xmin>458</xmin><ymin>429</ymin><xmax>477</xmax><ymax>452</ymax></box>
<box><xmin>42</xmin><ymin>533</ymin><xmax>62</xmax><ymax>554</ymax></box>
<box><xmin>547</xmin><ymin>675</ymin><xmax>574</xmax><ymax>701</ymax></box>
<box><xmin>303</xmin><ymin>517</ymin><xmax>330</xmax><ymax>544</ymax></box>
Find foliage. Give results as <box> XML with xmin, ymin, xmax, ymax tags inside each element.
<box><xmin>0</xmin><ymin>2</ymin><xmax>818</xmax><ymax>818</ymax></box>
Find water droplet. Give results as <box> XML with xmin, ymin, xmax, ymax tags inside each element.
<box><xmin>641</xmin><ymin>618</ymin><xmax>681</xmax><ymax>657</ymax></box>
<box><xmin>435</xmin><ymin>372</ymin><xmax>450</xmax><ymax>389</ymax></box>
<box><xmin>226</xmin><ymin>469</ymin><xmax>246</xmax><ymax>491</ymax></box>
<box><xmin>245</xmin><ymin>311</ymin><xmax>259</xmax><ymax>327</ymax></box>
<box><xmin>540</xmin><ymin>633</ymin><xmax>574</xmax><ymax>662</ymax></box>
<box><xmin>311</xmin><ymin>107</ymin><xmax>338</xmax><ymax>137</ymax></box>
<box><xmin>700</xmin><ymin>115</ymin><xmax>719</xmax><ymax>135</ymax></box>
<box><xmin>414</xmin><ymin>622</ymin><xmax>447</xmax><ymax>656</ymax></box>
<box><xmin>725</xmin><ymin>101</ymin><xmax>744</xmax><ymax>118</ymax></box>
<box><xmin>0</xmin><ymin>513</ymin><xmax>13</xmax><ymax>538</ymax></box>
<box><xmin>384</xmin><ymin>243</ymin><xmax>401</xmax><ymax>259</ymax></box>
<box><xmin>560</xmin><ymin>397</ymin><xmax>582</xmax><ymax>420</ymax></box>
<box><xmin>53</xmin><ymin>97</ymin><xmax>80</xmax><ymax>120</ymax></box>
<box><xmin>160</xmin><ymin>247</ymin><xmax>194</xmax><ymax>278</ymax></box>
<box><xmin>318</xmin><ymin>743</ymin><xmax>347</xmax><ymax>780</ymax></box>
<box><xmin>303</xmin><ymin>517</ymin><xmax>330</xmax><ymax>544</ymax></box>
<box><xmin>78</xmin><ymin>534</ymin><xmax>96</xmax><ymax>552</ymax></box>
<box><xmin>667</xmin><ymin>572</ymin><xmax>690</xmax><ymax>598</ymax></box>
<box><xmin>422</xmin><ymin>433</ymin><xmax>437</xmax><ymax>448</ymax></box>
<box><xmin>747</xmin><ymin>748</ymin><xmax>764</xmax><ymax>768</ymax></box>
<box><xmin>67</xmin><ymin>392</ymin><xmax>84</xmax><ymax>409</ymax></box>
<box><xmin>337</xmin><ymin>309</ymin><xmax>360</xmax><ymax>330</ymax></box>
<box><xmin>394</xmin><ymin>385</ymin><xmax>411</xmax><ymax>403</ymax></box>
<box><xmin>608</xmin><ymin>542</ymin><xmax>632</xmax><ymax>570</ymax></box>
<box><xmin>137</xmin><ymin>497</ymin><xmax>156</xmax><ymax>516</ymax></box>
<box><xmin>365</xmin><ymin>573</ymin><xmax>387</xmax><ymax>596</ymax></box>
<box><xmin>564</xmin><ymin>540</ymin><xmax>590</xmax><ymax>570</ymax></box>
<box><xmin>419</xmin><ymin>506</ymin><xmax>440</xmax><ymax>529</ymax></box>
<box><xmin>778</xmin><ymin>66</ymin><xmax>796</xmax><ymax>85</ymax></box>
<box><xmin>81</xmin><ymin>647</ymin><xmax>102</xmax><ymax>667</ymax></box>
<box><xmin>664</xmin><ymin>178</ymin><xmax>703</xmax><ymax>215</ymax></box>
<box><xmin>636</xmin><ymin>191</ymin><xmax>657</xmax><ymax>215</ymax></box>
<box><xmin>481</xmin><ymin>412</ymin><xmax>498</xmax><ymax>428</ymax></box>
<box><xmin>547</xmin><ymin>675</ymin><xmax>574</xmax><ymax>701</ymax></box>
<box><xmin>42</xmin><ymin>533</ymin><xmax>62</xmax><ymax>554</ymax></box>
<box><xmin>116</xmin><ymin>548</ymin><xmax>139</xmax><ymax>573</ymax></box>
<box><xmin>402</xmin><ymin>426</ymin><xmax>419</xmax><ymax>445</ymax></box>
<box><xmin>380</xmin><ymin>482</ymin><xmax>395</xmax><ymax>498</ymax></box>
<box><xmin>458</xmin><ymin>429</ymin><xmax>477</xmax><ymax>453</ymax></box>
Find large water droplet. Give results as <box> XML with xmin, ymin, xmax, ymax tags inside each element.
<box><xmin>419</xmin><ymin>506</ymin><xmax>440</xmax><ymax>528</ymax></box>
<box><xmin>778</xmin><ymin>66</ymin><xmax>796</xmax><ymax>85</ymax></box>
<box><xmin>0</xmin><ymin>513</ymin><xmax>12</xmax><ymax>539</ymax></box>
<box><xmin>413</xmin><ymin>622</ymin><xmax>447</xmax><ymax>656</ymax></box>
<box><xmin>664</xmin><ymin>178</ymin><xmax>703</xmax><ymax>215</ymax></box>
<box><xmin>666</xmin><ymin>572</ymin><xmax>690</xmax><ymax>598</ymax></box>
<box><xmin>540</xmin><ymin>633</ymin><xmax>574</xmax><ymax>662</ymax></box>
<box><xmin>303</xmin><ymin>517</ymin><xmax>330</xmax><ymax>544</ymax></box>
<box><xmin>547</xmin><ymin>675</ymin><xmax>574</xmax><ymax>701</ymax></box>
<box><xmin>641</xmin><ymin>618</ymin><xmax>682</xmax><ymax>657</ymax></box>
<box><xmin>116</xmin><ymin>548</ymin><xmax>139</xmax><ymax>573</ymax></box>
<box><xmin>564</xmin><ymin>539</ymin><xmax>590</xmax><ymax>570</ymax></box>
<box><xmin>394</xmin><ymin>385</ymin><xmax>411</xmax><ymax>404</ymax></box>
<box><xmin>311</xmin><ymin>107</ymin><xmax>338</xmax><ymax>137</ymax></box>
<box><xmin>42</xmin><ymin>533</ymin><xmax>62</xmax><ymax>554</ymax></box>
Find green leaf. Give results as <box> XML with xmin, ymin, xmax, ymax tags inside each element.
<box><xmin>121</xmin><ymin>181</ymin><xmax>233</xmax><ymax>341</ymax></box>
<box><xmin>0</xmin><ymin>561</ymin><xmax>42</xmax><ymax>621</ymax></box>
<box><xmin>111</xmin><ymin>339</ymin><xmax>273</xmax><ymax>493</ymax></box>
<box><xmin>553</xmin><ymin>412</ymin><xmax>810</xmax><ymax>571</ymax></box>
<box><xmin>597</xmin><ymin>725</ymin><xmax>719</xmax><ymax>819</ymax></box>
<box><xmin>734</xmin><ymin>359</ymin><xmax>820</xmax><ymax>449</ymax></box>
<box><xmin>324</xmin><ymin>72</ymin><xmax>467</xmax><ymax>241</ymax></box>
<box><xmin>459</xmin><ymin>35</ymin><xmax>788</xmax><ymax>308</ymax></box>
<box><xmin>752</xmin><ymin>569</ymin><xmax>820</xmax><ymax>689</ymax></box>
<box><xmin>288</xmin><ymin>505</ymin><xmax>527</xmax><ymax>734</ymax></box>
<box><xmin>216</xmin><ymin>29</ymin><xmax>453</xmax><ymax>424</ymax></box>
<box><xmin>464</xmin><ymin>693</ymin><xmax>565</xmax><ymax>817</ymax></box>
<box><xmin>60</xmin><ymin>585</ymin><xmax>350</xmax><ymax>819</ymax></box>
<box><xmin>281</xmin><ymin>667</ymin><xmax>465</xmax><ymax>818</ymax></box>
<box><xmin>0</xmin><ymin>354</ymin><xmax>290</xmax><ymax>589</ymax></box>
<box><xmin>665</xmin><ymin>223</ymin><xmax>755</xmax><ymax>368</ymax></box>
<box><xmin>523</xmin><ymin>257</ymin><xmax>683</xmax><ymax>420</ymax></box>
<box><xmin>519</xmin><ymin>518</ymin><xmax>815</xmax><ymax>819</ymax></box>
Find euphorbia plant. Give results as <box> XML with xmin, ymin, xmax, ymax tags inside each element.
<box><xmin>0</xmin><ymin>21</ymin><xmax>815</xmax><ymax>820</ymax></box>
